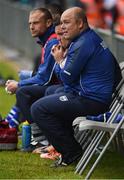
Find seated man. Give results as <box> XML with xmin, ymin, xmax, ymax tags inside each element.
<box><xmin>31</xmin><ymin>7</ymin><xmax>122</xmax><ymax>167</ymax></box>
<box><xmin>5</xmin><ymin>5</ymin><xmax>68</xmax><ymax>153</ymax></box>
<box><xmin>5</xmin><ymin>7</ymin><xmax>59</xmax><ymax>151</ymax></box>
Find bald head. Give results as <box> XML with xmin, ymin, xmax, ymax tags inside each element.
<box><xmin>60</xmin><ymin>7</ymin><xmax>88</xmax><ymax>40</ymax></box>
<box><xmin>62</xmin><ymin>7</ymin><xmax>88</xmax><ymax>25</ymax></box>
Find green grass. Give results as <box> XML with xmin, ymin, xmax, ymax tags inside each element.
<box><xmin>0</xmin><ymin>150</ymin><xmax>124</xmax><ymax>179</ymax></box>
<box><xmin>0</xmin><ymin>60</ymin><xmax>18</xmax><ymax>80</ymax></box>
<box><xmin>0</xmin><ymin>61</ymin><xmax>17</xmax><ymax>117</ymax></box>
<box><xmin>0</xmin><ymin>87</ymin><xmax>16</xmax><ymax>117</ymax></box>
<box><xmin>0</xmin><ymin>151</ymin><xmax>80</xmax><ymax>179</ymax></box>
<box><xmin>0</xmin><ymin>60</ymin><xmax>124</xmax><ymax>179</ymax></box>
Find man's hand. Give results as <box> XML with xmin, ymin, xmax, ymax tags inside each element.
<box><xmin>51</xmin><ymin>44</ymin><xmax>65</xmax><ymax>64</ymax></box>
<box><xmin>5</xmin><ymin>80</ymin><xmax>18</xmax><ymax>94</ymax></box>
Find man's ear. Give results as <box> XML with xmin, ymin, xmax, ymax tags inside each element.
<box><xmin>46</xmin><ymin>19</ymin><xmax>53</xmax><ymax>27</ymax></box>
<box><xmin>78</xmin><ymin>19</ymin><xmax>84</xmax><ymax>29</ymax></box>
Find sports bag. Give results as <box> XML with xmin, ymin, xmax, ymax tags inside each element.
<box><xmin>0</xmin><ymin>120</ymin><xmax>18</xmax><ymax>150</ymax></box>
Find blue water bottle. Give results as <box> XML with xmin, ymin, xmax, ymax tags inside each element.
<box><xmin>22</xmin><ymin>121</ymin><xmax>31</xmax><ymax>150</ymax></box>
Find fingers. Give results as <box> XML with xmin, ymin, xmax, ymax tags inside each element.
<box><xmin>5</xmin><ymin>80</ymin><xmax>11</xmax><ymax>86</ymax></box>
<box><xmin>5</xmin><ymin>87</ymin><xmax>12</xmax><ymax>95</ymax></box>
<box><xmin>51</xmin><ymin>44</ymin><xmax>63</xmax><ymax>53</ymax></box>
<box><xmin>5</xmin><ymin>80</ymin><xmax>18</xmax><ymax>93</ymax></box>
<box><xmin>5</xmin><ymin>79</ymin><xmax>14</xmax><ymax>86</ymax></box>
<box><xmin>51</xmin><ymin>44</ymin><xmax>57</xmax><ymax>53</ymax></box>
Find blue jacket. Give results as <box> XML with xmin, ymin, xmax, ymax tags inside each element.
<box><xmin>18</xmin><ymin>25</ymin><xmax>59</xmax><ymax>86</ymax></box>
<box><xmin>59</xmin><ymin>28</ymin><xmax>121</xmax><ymax>104</ymax></box>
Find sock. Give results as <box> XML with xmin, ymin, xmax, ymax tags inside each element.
<box><xmin>31</xmin><ymin>123</ymin><xmax>49</xmax><ymax>146</ymax></box>
<box><xmin>86</xmin><ymin>112</ymin><xmax>122</xmax><ymax>123</ymax></box>
<box><xmin>5</xmin><ymin>106</ymin><xmax>20</xmax><ymax>128</ymax></box>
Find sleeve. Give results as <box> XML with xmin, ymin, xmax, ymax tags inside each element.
<box><xmin>18</xmin><ymin>39</ymin><xmax>59</xmax><ymax>87</ymax></box>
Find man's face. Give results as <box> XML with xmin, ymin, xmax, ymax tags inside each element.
<box><xmin>61</xmin><ymin>10</ymin><xmax>83</xmax><ymax>40</ymax></box>
<box><xmin>55</xmin><ymin>24</ymin><xmax>63</xmax><ymax>39</ymax></box>
<box><xmin>29</xmin><ymin>10</ymin><xmax>49</xmax><ymax>37</ymax></box>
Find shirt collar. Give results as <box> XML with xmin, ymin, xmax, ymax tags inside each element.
<box><xmin>72</xmin><ymin>27</ymin><xmax>91</xmax><ymax>43</ymax></box>
<box><xmin>36</xmin><ymin>25</ymin><xmax>55</xmax><ymax>46</ymax></box>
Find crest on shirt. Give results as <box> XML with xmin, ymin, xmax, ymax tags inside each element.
<box><xmin>59</xmin><ymin>95</ymin><xmax>68</xmax><ymax>101</ymax></box>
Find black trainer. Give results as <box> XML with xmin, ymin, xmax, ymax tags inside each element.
<box><xmin>50</xmin><ymin>155</ymin><xmax>68</xmax><ymax>168</ymax></box>
<box><xmin>50</xmin><ymin>150</ymin><xmax>82</xmax><ymax>168</ymax></box>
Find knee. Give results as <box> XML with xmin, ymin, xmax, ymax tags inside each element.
<box><xmin>16</xmin><ymin>87</ymin><xmax>25</xmax><ymax>99</ymax></box>
<box><xmin>16</xmin><ymin>87</ymin><xmax>24</xmax><ymax>99</ymax></box>
<box><xmin>31</xmin><ymin>102</ymin><xmax>38</xmax><ymax>120</ymax></box>
<box><xmin>31</xmin><ymin>100</ymin><xmax>45</xmax><ymax>121</ymax></box>
<box><xmin>31</xmin><ymin>99</ymin><xmax>48</xmax><ymax>123</ymax></box>
<box><xmin>55</xmin><ymin>86</ymin><xmax>64</xmax><ymax>93</ymax></box>
<box><xmin>45</xmin><ymin>85</ymin><xmax>59</xmax><ymax>96</ymax></box>
<box><xmin>31</xmin><ymin>101</ymin><xmax>45</xmax><ymax>128</ymax></box>
<box><xmin>45</xmin><ymin>86</ymin><xmax>53</xmax><ymax>96</ymax></box>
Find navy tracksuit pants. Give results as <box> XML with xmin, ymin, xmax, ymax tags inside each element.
<box><xmin>16</xmin><ymin>85</ymin><xmax>48</xmax><ymax>122</ymax></box>
<box><xmin>31</xmin><ymin>91</ymin><xmax>108</xmax><ymax>160</ymax></box>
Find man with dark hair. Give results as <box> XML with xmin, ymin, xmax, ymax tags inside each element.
<box><xmin>6</xmin><ymin>7</ymin><xmax>59</xmax><ymax>151</ymax></box>
<box><xmin>46</xmin><ymin>3</ymin><xmax>63</xmax><ymax>24</ymax></box>
<box><xmin>31</xmin><ymin>7</ymin><xmax>122</xmax><ymax>166</ymax></box>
